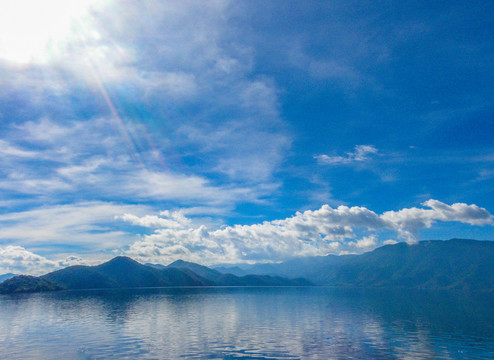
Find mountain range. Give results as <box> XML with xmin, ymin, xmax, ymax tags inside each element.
<box><xmin>1</xmin><ymin>239</ymin><xmax>493</xmax><ymax>294</ymax></box>
<box><xmin>0</xmin><ymin>256</ymin><xmax>311</xmax><ymax>294</ymax></box>
<box><xmin>215</xmin><ymin>239</ymin><xmax>494</xmax><ymax>290</ymax></box>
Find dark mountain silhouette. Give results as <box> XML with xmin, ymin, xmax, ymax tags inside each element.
<box><xmin>166</xmin><ymin>259</ymin><xmax>312</xmax><ymax>286</ymax></box>
<box><xmin>167</xmin><ymin>259</ymin><xmax>226</xmax><ymax>282</ymax></box>
<box><xmin>145</xmin><ymin>263</ymin><xmax>166</xmax><ymax>270</ymax></box>
<box><xmin>319</xmin><ymin>239</ymin><xmax>494</xmax><ymax>290</ymax></box>
<box><xmin>2</xmin><ymin>239</ymin><xmax>491</xmax><ymax>294</ymax></box>
<box><xmin>217</xmin><ymin>273</ymin><xmax>312</xmax><ymax>286</ymax></box>
<box><xmin>0</xmin><ymin>275</ymin><xmax>65</xmax><ymax>294</ymax></box>
<box><xmin>42</xmin><ymin>256</ymin><xmax>214</xmax><ymax>290</ymax></box>
<box><xmin>0</xmin><ymin>256</ymin><xmax>313</xmax><ymax>294</ymax></box>
<box><xmin>215</xmin><ymin>239</ymin><xmax>494</xmax><ymax>290</ymax></box>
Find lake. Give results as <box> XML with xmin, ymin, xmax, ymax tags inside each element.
<box><xmin>0</xmin><ymin>287</ymin><xmax>493</xmax><ymax>359</ymax></box>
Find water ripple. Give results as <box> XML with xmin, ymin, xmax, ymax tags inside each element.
<box><xmin>0</xmin><ymin>287</ymin><xmax>493</xmax><ymax>359</ymax></box>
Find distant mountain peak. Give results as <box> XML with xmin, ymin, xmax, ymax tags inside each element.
<box><xmin>104</xmin><ymin>256</ymin><xmax>140</xmax><ymax>266</ymax></box>
<box><xmin>168</xmin><ymin>259</ymin><xmax>190</xmax><ymax>266</ymax></box>
<box><xmin>0</xmin><ymin>273</ymin><xmax>18</xmax><ymax>283</ymax></box>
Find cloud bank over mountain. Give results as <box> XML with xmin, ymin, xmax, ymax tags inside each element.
<box><xmin>119</xmin><ymin>200</ymin><xmax>493</xmax><ymax>265</ymax></box>
<box><xmin>0</xmin><ymin>199</ymin><xmax>491</xmax><ymax>274</ymax></box>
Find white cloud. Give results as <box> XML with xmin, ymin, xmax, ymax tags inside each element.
<box><xmin>0</xmin><ymin>245</ymin><xmax>90</xmax><ymax>275</ymax></box>
<box><xmin>118</xmin><ymin>210</ymin><xmax>192</xmax><ymax>229</ymax></box>
<box><xmin>121</xmin><ymin>199</ymin><xmax>493</xmax><ymax>265</ymax></box>
<box><xmin>382</xmin><ymin>239</ymin><xmax>398</xmax><ymax>245</ymax></box>
<box><xmin>152</xmin><ymin>72</ymin><xmax>198</xmax><ymax>100</ymax></box>
<box><xmin>0</xmin><ymin>140</ymin><xmax>38</xmax><ymax>158</ymax></box>
<box><xmin>0</xmin><ymin>199</ymin><xmax>491</xmax><ymax>273</ymax></box>
<box><xmin>381</xmin><ymin>200</ymin><xmax>493</xmax><ymax>240</ymax></box>
<box><xmin>0</xmin><ymin>0</ymin><xmax>290</xmax><ymax>187</ymax></box>
<box><xmin>349</xmin><ymin>235</ymin><xmax>377</xmax><ymax>249</ymax></box>
<box><xmin>0</xmin><ymin>118</ymin><xmax>275</xmax><ymax>206</ymax></box>
<box><xmin>0</xmin><ymin>202</ymin><xmax>150</xmax><ymax>249</ymax></box>
<box><xmin>124</xmin><ymin>170</ymin><xmax>259</xmax><ymax>205</ymax></box>
<box><xmin>0</xmin><ymin>246</ymin><xmax>57</xmax><ymax>275</ymax></box>
<box><xmin>315</xmin><ymin>145</ymin><xmax>378</xmax><ymax>165</ymax></box>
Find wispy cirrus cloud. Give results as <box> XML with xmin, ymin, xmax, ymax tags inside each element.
<box><xmin>0</xmin><ymin>140</ymin><xmax>38</xmax><ymax>158</ymax></box>
<box><xmin>1</xmin><ymin>0</ymin><xmax>290</xmax><ymax>197</ymax></box>
<box><xmin>315</xmin><ymin>145</ymin><xmax>378</xmax><ymax>165</ymax></box>
<box><xmin>0</xmin><ymin>202</ymin><xmax>148</xmax><ymax>249</ymax></box>
<box><xmin>0</xmin><ymin>118</ymin><xmax>276</xmax><ymax>206</ymax></box>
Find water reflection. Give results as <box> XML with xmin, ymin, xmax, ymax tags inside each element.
<box><xmin>0</xmin><ymin>287</ymin><xmax>493</xmax><ymax>359</ymax></box>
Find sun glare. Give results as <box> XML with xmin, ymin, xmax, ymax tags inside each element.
<box><xmin>0</xmin><ymin>0</ymin><xmax>100</xmax><ymax>64</ymax></box>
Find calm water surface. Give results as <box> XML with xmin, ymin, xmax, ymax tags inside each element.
<box><xmin>0</xmin><ymin>287</ymin><xmax>493</xmax><ymax>359</ymax></box>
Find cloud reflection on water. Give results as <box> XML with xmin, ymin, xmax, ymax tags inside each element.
<box><xmin>0</xmin><ymin>288</ymin><xmax>493</xmax><ymax>359</ymax></box>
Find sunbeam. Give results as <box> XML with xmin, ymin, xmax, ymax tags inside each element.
<box><xmin>0</xmin><ymin>0</ymin><xmax>103</xmax><ymax>64</ymax></box>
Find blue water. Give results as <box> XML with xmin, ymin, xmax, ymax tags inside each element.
<box><xmin>0</xmin><ymin>287</ymin><xmax>493</xmax><ymax>359</ymax></box>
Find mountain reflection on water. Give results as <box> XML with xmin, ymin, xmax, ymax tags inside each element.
<box><xmin>1</xmin><ymin>287</ymin><xmax>493</xmax><ymax>359</ymax></box>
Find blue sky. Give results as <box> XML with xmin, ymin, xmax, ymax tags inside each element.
<box><xmin>0</xmin><ymin>0</ymin><xmax>493</xmax><ymax>274</ymax></box>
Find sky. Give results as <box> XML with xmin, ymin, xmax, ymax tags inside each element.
<box><xmin>0</xmin><ymin>0</ymin><xmax>493</xmax><ymax>274</ymax></box>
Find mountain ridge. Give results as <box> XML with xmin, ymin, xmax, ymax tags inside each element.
<box><xmin>1</xmin><ymin>239</ymin><xmax>492</xmax><ymax>294</ymax></box>
<box><xmin>214</xmin><ymin>239</ymin><xmax>494</xmax><ymax>290</ymax></box>
<box><xmin>0</xmin><ymin>256</ymin><xmax>312</xmax><ymax>294</ymax></box>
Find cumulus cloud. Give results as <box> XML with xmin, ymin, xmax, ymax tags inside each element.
<box><xmin>0</xmin><ymin>246</ymin><xmax>91</xmax><ymax>275</ymax></box>
<box><xmin>349</xmin><ymin>235</ymin><xmax>377</xmax><ymax>249</ymax></box>
<box><xmin>0</xmin><ymin>246</ymin><xmax>84</xmax><ymax>275</ymax></box>
<box><xmin>1</xmin><ymin>200</ymin><xmax>491</xmax><ymax>273</ymax></box>
<box><xmin>121</xmin><ymin>199</ymin><xmax>493</xmax><ymax>265</ymax></box>
<box><xmin>381</xmin><ymin>199</ymin><xmax>493</xmax><ymax>241</ymax></box>
<box><xmin>315</xmin><ymin>145</ymin><xmax>378</xmax><ymax>165</ymax></box>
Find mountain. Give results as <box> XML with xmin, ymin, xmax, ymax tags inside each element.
<box><xmin>212</xmin><ymin>265</ymin><xmax>247</xmax><ymax>277</ymax></box>
<box><xmin>3</xmin><ymin>239</ymin><xmax>488</xmax><ymax>294</ymax></box>
<box><xmin>215</xmin><ymin>239</ymin><xmax>494</xmax><ymax>290</ymax></box>
<box><xmin>0</xmin><ymin>256</ymin><xmax>313</xmax><ymax>294</ymax></box>
<box><xmin>0</xmin><ymin>275</ymin><xmax>65</xmax><ymax>294</ymax></box>
<box><xmin>216</xmin><ymin>273</ymin><xmax>312</xmax><ymax>286</ymax></box>
<box><xmin>0</xmin><ymin>273</ymin><xmax>17</xmax><ymax>283</ymax></box>
<box><xmin>167</xmin><ymin>259</ymin><xmax>225</xmax><ymax>282</ymax></box>
<box><xmin>145</xmin><ymin>263</ymin><xmax>166</xmax><ymax>270</ymax></box>
<box><xmin>167</xmin><ymin>259</ymin><xmax>312</xmax><ymax>286</ymax></box>
<box><xmin>42</xmin><ymin>256</ymin><xmax>214</xmax><ymax>290</ymax></box>
<box><xmin>215</xmin><ymin>255</ymin><xmax>353</xmax><ymax>279</ymax></box>
<box><xmin>320</xmin><ymin>239</ymin><xmax>494</xmax><ymax>290</ymax></box>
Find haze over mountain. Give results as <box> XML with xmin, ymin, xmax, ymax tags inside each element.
<box><xmin>215</xmin><ymin>239</ymin><xmax>494</xmax><ymax>290</ymax></box>
<box><xmin>0</xmin><ymin>273</ymin><xmax>16</xmax><ymax>283</ymax></box>
<box><xmin>165</xmin><ymin>259</ymin><xmax>312</xmax><ymax>287</ymax></box>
